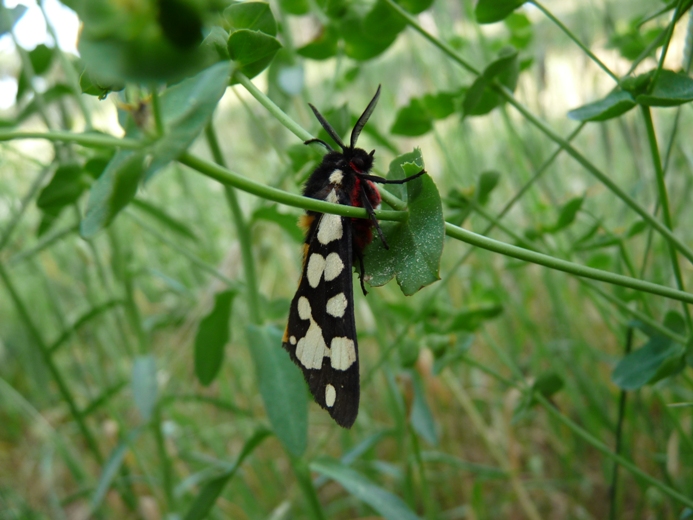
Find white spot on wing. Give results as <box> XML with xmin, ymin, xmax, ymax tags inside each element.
<box><xmin>306</xmin><ymin>253</ymin><xmax>325</xmax><ymax>288</ymax></box>
<box><xmin>324</xmin><ymin>252</ymin><xmax>344</xmax><ymax>281</ymax></box>
<box><xmin>331</xmin><ymin>337</ymin><xmax>356</xmax><ymax>370</ymax></box>
<box><xmin>329</xmin><ymin>170</ymin><xmax>344</xmax><ymax>185</ymax></box>
<box><xmin>326</xmin><ymin>189</ymin><xmax>339</xmax><ymax>204</ymax></box>
<box><xmin>317</xmin><ymin>214</ymin><xmax>343</xmax><ymax>244</ymax></box>
<box><xmin>295</xmin><ymin>296</ymin><xmax>330</xmax><ymax>369</ymax></box>
<box><xmin>290</xmin><ymin>336</ymin><xmax>296</xmax><ymax>345</ymax></box>
<box><xmin>297</xmin><ymin>296</ymin><xmax>311</xmax><ymax>320</ymax></box>
<box><xmin>325</xmin><ymin>384</ymin><xmax>336</xmax><ymax>407</ymax></box>
<box><xmin>326</xmin><ymin>293</ymin><xmax>348</xmax><ymax>318</ymax></box>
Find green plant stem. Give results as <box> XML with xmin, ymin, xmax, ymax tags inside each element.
<box><xmin>649</xmin><ymin>0</ymin><xmax>683</xmax><ymax>92</ymax></box>
<box><xmin>0</xmin><ymin>130</ymin><xmax>140</xmax><ymax>149</ymax></box>
<box><xmin>153</xmin><ymin>405</ymin><xmax>176</xmax><ymax>511</ymax></box>
<box><xmin>409</xmin><ymin>427</ymin><xmax>438</xmax><ymax>520</ymax></box>
<box><xmin>641</xmin><ymin>106</ymin><xmax>692</xmax><ymax>328</ymax></box>
<box><xmin>530</xmin><ymin>1</ymin><xmax>620</xmax><ymax>84</ymax></box>
<box><xmin>608</xmin><ymin>328</ymin><xmax>633</xmax><ymax>520</ymax></box>
<box><xmin>150</xmin><ymin>86</ymin><xmax>165</xmax><ymax>137</ymax></box>
<box><xmin>178</xmin><ymin>152</ymin><xmax>408</xmax><ymax>221</ymax></box>
<box><xmin>384</xmin><ymin>0</ymin><xmax>693</xmax><ymax>265</ymax></box>
<box><xmin>534</xmin><ymin>392</ymin><xmax>693</xmax><ymax>508</ymax></box>
<box><xmin>444</xmin><ymin>222</ymin><xmax>693</xmax><ymax>304</ymax></box>
<box><xmin>0</xmin><ymin>262</ymin><xmax>103</xmax><ymax>464</ymax></box>
<box><xmin>204</xmin><ymin>123</ymin><xmax>263</xmax><ymax>325</ymax></box>
<box><xmin>235</xmin><ymin>72</ymin><xmax>313</xmax><ymax>142</ymax></box>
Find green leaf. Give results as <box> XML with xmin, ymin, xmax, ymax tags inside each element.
<box><xmin>146</xmin><ymin>61</ymin><xmax>231</xmax><ymax>180</ymax></box>
<box><xmin>390</xmin><ymin>98</ymin><xmax>433</xmax><ymax>137</ymax></box>
<box><xmin>568</xmin><ymin>90</ymin><xmax>636</xmax><ymax>121</ymax></box>
<box><xmin>132</xmin><ymin>355</ymin><xmax>158</xmax><ymax>422</ymax></box>
<box><xmin>279</xmin><ymin>0</ymin><xmax>310</xmax><ymax>15</ymax></box>
<box><xmin>0</xmin><ymin>4</ymin><xmax>27</xmax><ymax>36</ymax></box>
<box><xmin>626</xmin><ymin>220</ymin><xmax>647</xmax><ymax>238</ymax></box>
<box><xmin>183</xmin><ymin>429</ymin><xmax>271</xmax><ymax>520</ymax></box>
<box><xmin>246</xmin><ymin>325</ymin><xmax>307</xmax><ymax>457</ymax></box>
<box><xmin>444</xmin><ymin>304</ymin><xmax>503</xmax><ymax>332</ymax></box>
<box><xmin>200</xmin><ymin>25</ymin><xmax>231</xmax><ymax>63</ymax></box>
<box><xmin>410</xmin><ymin>371</ymin><xmax>438</xmax><ymax>445</ymax></box>
<box><xmin>130</xmin><ymin>199</ymin><xmax>198</xmax><ymax>242</ymax></box>
<box><xmin>636</xmin><ymin>70</ymin><xmax>693</xmax><ymax>107</ymax></box>
<box><xmin>37</xmin><ymin>163</ymin><xmax>87</xmax><ymax>211</ymax></box>
<box><xmin>80</xmin><ymin>150</ymin><xmax>145</xmax><ymax>238</ymax></box>
<box><xmin>463</xmin><ymin>47</ymin><xmax>519</xmax><ymax>116</ymax></box>
<box><xmin>195</xmin><ymin>290</ymin><xmax>236</xmax><ymax>386</ymax></box>
<box><xmin>505</xmin><ymin>12</ymin><xmax>533</xmax><ymax>49</ymax></box>
<box><xmin>157</xmin><ymin>0</ymin><xmax>204</xmax><ymax>49</ymax></box>
<box><xmin>224</xmin><ymin>2</ymin><xmax>277</xmax><ymax>36</ymax></box>
<box><xmin>475</xmin><ymin>0</ymin><xmax>526</xmax><ymax>24</ymax></box>
<box><xmin>228</xmin><ymin>29</ymin><xmax>282</xmax><ymax>81</ymax></box>
<box><xmin>28</xmin><ymin>44</ymin><xmax>54</xmax><ymax>76</ymax></box>
<box><xmin>311</xmin><ymin>459</ymin><xmax>422</xmax><ymax>520</ymax></box>
<box><xmin>432</xmin><ymin>334</ymin><xmax>474</xmax><ymax>374</ymax></box>
<box><xmin>607</xmin><ymin>23</ymin><xmax>662</xmax><ymax>61</ymax></box>
<box><xmin>612</xmin><ymin>315</ymin><xmax>686</xmax><ymax>390</ymax></box>
<box><xmin>477</xmin><ymin>170</ymin><xmax>500</xmax><ymax>205</ymax></box>
<box><xmin>545</xmin><ymin>195</ymin><xmax>584</xmax><ymax>233</ymax></box>
<box><xmin>395</xmin><ymin>0</ymin><xmax>434</xmax><ymax>14</ymax></box>
<box><xmin>341</xmin><ymin>10</ymin><xmax>400</xmax><ymax>61</ymax></box>
<box><xmin>421</xmin><ymin>91</ymin><xmax>458</xmax><ymax>119</ymax></box>
<box><xmin>531</xmin><ymin>372</ymin><xmax>564</xmax><ymax>400</ymax></box>
<box><xmin>364</xmin><ymin>149</ymin><xmax>444</xmax><ymax>295</ymax></box>
<box><xmin>79</xmin><ymin>67</ymin><xmax>125</xmax><ymax>99</ymax></box>
<box><xmin>297</xmin><ymin>25</ymin><xmax>339</xmax><ymax>61</ymax></box>
<box><xmin>252</xmin><ymin>206</ymin><xmax>303</xmax><ymax>242</ymax></box>
<box><xmin>363</xmin><ymin>0</ymin><xmax>407</xmax><ymax>44</ymax></box>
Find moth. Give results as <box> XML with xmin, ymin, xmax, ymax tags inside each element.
<box><xmin>282</xmin><ymin>86</ymin><xmax>426</xmax><ymax>428</ymax></box>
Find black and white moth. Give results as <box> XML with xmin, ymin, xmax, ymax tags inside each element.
<box><xmin>282</xmin><ymin>86</ymin><xmax>426</xmax><ymax>428</ymax></box>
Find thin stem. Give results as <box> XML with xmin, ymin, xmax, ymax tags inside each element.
<box><xmin>150</xmin><ymin>86</ymin><xmax>165</xmax><ymax>137</ymax></box>
<box><xmin>205</xmin><ymin>123</ymin><xmax>263</xmax><ymax>325</ymax></box>
<box><xmin>0</xmin><ymin>130</ymin><xmax>141</xmax><ymax>149</ymax></box>
<box><xmin>444</xmin><ymin>222</ymin><xmax>693</xmax><ymax>304</ymax></box>
<box><xmin>178</xmin><ymin>152</ymin><xmax>408</xmax><ymax>221</ymax></box>
<box><xmin>530</xmin><ymin>1</ymin><xmax>620</xmax><ymax>84</ymax></box>
<box><xmin>608</xmin><ymin>328</ymin><xmax>633</xmax><ymax>520</ymax></box>
<box><xmin>534</xmin><ymin>392</ymin><xmax>693</xmax><ymax>508</ymax></box>
<box><xmin>641</xmin><ymin>106</ymin><xmax>692</xmax><ymax>329</ymax></box>
<box><xmin>649</xmin><ymin>0</ymin><xmax>683</xmax><ymax>92</ymax></box>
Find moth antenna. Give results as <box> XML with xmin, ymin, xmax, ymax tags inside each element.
<box><xmin>350</xmin><ymin>85</ymin><xmax>381</xmax><ymax>149</ymax></box>
<box><xmin>308</xmin><ymin>103</ymin><xmax>346</xmax><ymax>151</ymax></box>
<box><xmin>304</xmin><ymin>138</ymin><xmax>334</xmax><ymax>152</ymax></box>
<box><xmin>369</xmin><ymin>149</ymin><xmax>375</xmax><ymax>156</ymax></box>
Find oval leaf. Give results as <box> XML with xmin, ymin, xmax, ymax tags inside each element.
<box><xmin>228</xmin><ymin>29</ymin><xmax>282</xmax><ymax>81</ymax></box>
<box><xmin>311</xmin><ymin>459</ymin><xmax>422</xmax><ymax>520</ymax></box>
<box><xmin>146</xmin><ymin>61</ymin><xmax>231</xmax><ymax>180</ymax></box>
<box><xmin>80</xmin><ymin>150</ymin><xmax>145</xmax><ymax>238</ymax></box>
<box><xmin>246</xmin><ymin>325</ymin><xmax>307</xmax><ymax>457</ymax></box>
<box><xmin>390</xmin><ymin>99</ymin><xmax>433</xmax><ymax>137</ymax></box>
<box><xmin>612</xmin><ymin>335</ymin><xmax>685</xmax><ymax>390</ymax></box>
<box><xmin>195</xmin><ymin>290</ymin><xmax>236</xmax><ymax>386</ymax></box>
<box><xmin>636</xmin><ymin>69</ymin><xmax>693</xmax><ymax>107</ymax></box>
<box><xmin>475</xmin><ymin>0</ymin><xmax>526</xmax><ymax>24</ymax></box>
<box><xmin>365</xmin><ymin>149</ymin><xmax>444</xmax><ymax>295</ymax></box>
<box><xmin>568</xmin><ymin>90</ymin><xmax>636</xmax><ymax>121</ymax></box>
<box><xmin>224</xmin><ymin>2</ymin><xmax>277</xmax><ymax>36</ymax></box>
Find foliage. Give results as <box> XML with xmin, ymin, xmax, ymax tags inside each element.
<box><xmin>1</xmin><ymin>0</ymin><xmax>693</xmax><ymax>518</ymax></box>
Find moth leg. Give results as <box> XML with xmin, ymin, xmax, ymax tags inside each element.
<box><xmin>356</xmin><ymin>169</ymin><xmax>426</xmax><ymax>185</ymax></box>
<box><xmin>354</xmin><ymin>248</ymin><xmax>368</xmax><ymax>296</ymax></box>
<box><xmin>360</xmin><ymin>186</ymin><xmax>389</xmax><ymax>250</ymax></box>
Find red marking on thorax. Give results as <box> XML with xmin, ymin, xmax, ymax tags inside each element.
<box><xmin>350</xmin><ymin>179</ymin><xmax>381</xmax><ymax>253</ymax></box>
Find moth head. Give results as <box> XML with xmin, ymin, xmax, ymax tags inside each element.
<box><xmin>347</xmin><ymin>148</ymin><xmax>374</xmax><ymax>174</ymax></box>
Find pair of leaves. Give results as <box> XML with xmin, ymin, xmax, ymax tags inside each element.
<box><xmin>463</xmin><ymin>47</ymin><xmax>520</xmax><ymax>116</ymax></box>
<box><xmin>612</xmin><ymin>312</ymin><xmax>687</xmax><ymax>390</ymax></box>
<box><xmin>524</xmin><ymin>195</ymin><xmax>585</xmax><ymax>240</ymax></box>
<box><xmin>225</xmin><ymin>2</ymin><xmax>283</xmax><ymax>82</ymax></box>
<box><xmin>568</xmin><ymin>70</ymin><xmax>693</xmax><ymax>122</ymax></box>
<box><xmin>364</xmin><ymin>149</ymin><xmax>444</xmax><ymax>296</ymax></box>
<box><xmin>81</xmin><ymin>62</ymin><xmax>230</xmax><ymax>238</ymax></box>
<box><xmin>390</xmin><ymin>91</ymin><xmax>462</xmax><ymax>137</ymax></box>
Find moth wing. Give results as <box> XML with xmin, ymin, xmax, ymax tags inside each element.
<box><xmin>282</xmin><ymin>214</ymin><xmax>360</xmax><ymax>428</ymax></box>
